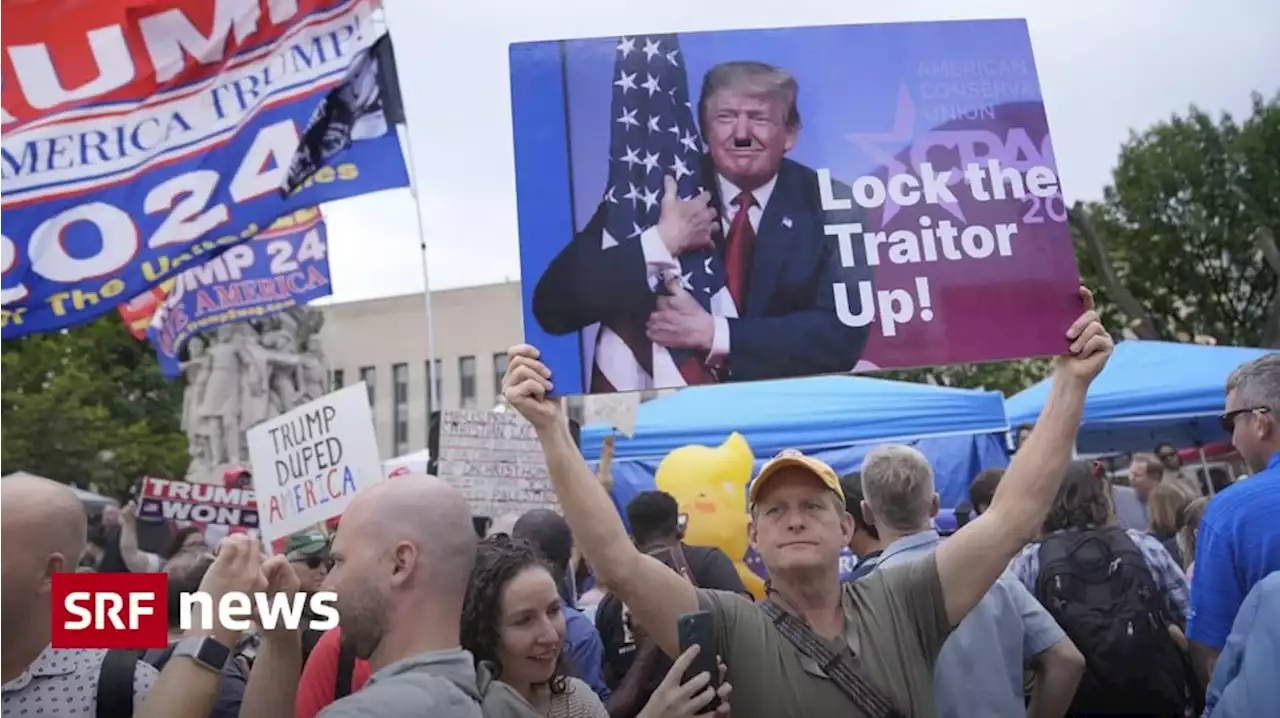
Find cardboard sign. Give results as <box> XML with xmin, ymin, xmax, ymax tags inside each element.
<box><xmin>510</xmin><ymin>20</ymin><xmax>1081</xmax><ymax>394</ymax></box>
<box><xmin>138</xmin><ymin>477</ymin><xmax>258</xmax><ymax>528</ymax></box>
<box><xmin>436</xmin><ymin>410</ymin><xmax>556</xmax><ymax>517</ymax></box>
<box><xmin>247</xmin><ymin>382</ymin><xmax>383</xmax><ymax>543</ymax></box>
<box><xmin>584</xmin><ymin>393</ymin><xmax>641</xmax><ymax>437</ymax></box>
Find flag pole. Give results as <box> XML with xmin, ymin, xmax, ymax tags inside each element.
<box><xmin>375</xmin><ymin>7</ymin><xmax>439</xmax><ymax>413</ymax></box>
<box><xmin>398</xmin><ymin>125</ymin><xmax>440</xmax><ymax>412</ymax></box>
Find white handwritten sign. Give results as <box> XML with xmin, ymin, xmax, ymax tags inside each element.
<box><xmin>584</xmin><ymin>393</ymin><xmax>641</xmax><ymax>437</ymax></box>
<box><xmin>437</xmin><ymin>410</ymin><xmax>556</xmax><ymax>517</ymax></box>
<box><xmin>247</xmin><ymin>382</ymin><xmax>383</xmax><ymax>543</ymax></box>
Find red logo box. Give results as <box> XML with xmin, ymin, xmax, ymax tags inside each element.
<box><xmin>52</xmin><ymin>572</ymin><xmax>169</xmax><ymax>649</ymax></box>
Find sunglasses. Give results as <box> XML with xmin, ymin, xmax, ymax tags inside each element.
<box><xmin>293</xmin><ymin>555</ymin><xmax>333</xmax><ymax>570</ymax></box>
<box><xmin>1220</xmin><ymin>406</ymin><xmax>1271</xmax><ymax>433</ymax></box>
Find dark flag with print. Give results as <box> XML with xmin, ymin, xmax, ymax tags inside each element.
<box><xmin>591</xmin><ymin>34</ymin><xmax>726</xmax><ymax>392</ymax></box>
<box><xmin>281</xmin><ymin>34</ymin><xmax>406</xmax><ymax>195</ymax></box>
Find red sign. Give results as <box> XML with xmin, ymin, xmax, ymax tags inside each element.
<box><xmin>52</xmin><ymin>572</ymin><xmax>169</xmax><ymax>649</ymax></box>
<box><xmin>117</xmin><ymin>283</ymin><xmax>172</xmax><ymax>340</ymax></box>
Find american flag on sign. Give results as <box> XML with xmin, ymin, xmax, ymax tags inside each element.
<box><xmin>590</xmin><ymin>35</ymin><xmax>731</xmax><ymax>393</ymax></box>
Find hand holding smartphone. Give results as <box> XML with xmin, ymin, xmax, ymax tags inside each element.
<box><xmin>676</xmin><ymin>611</ymin><xmax>722</xmax><ymax>714</ymax></box>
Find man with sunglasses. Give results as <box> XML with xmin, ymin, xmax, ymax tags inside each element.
<box><xmin>285</xmin><ymin>529</ymin><xmax>333</xmax><ymax>664</ymax></box>
<box><xmin>1188</xmin><ymin>353</ymin><xmax>1280</xmax><ymax>686</ymax></box>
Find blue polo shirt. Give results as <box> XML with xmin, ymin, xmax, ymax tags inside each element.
<box><xmin>563</xmin><ymin>603</ymin><xmax>610</xmax><ymax>701</ymax></box>
<box><xmin>875</xmin><ymin>530</ymin><xmax>1065</xmax><ymax>718</ymax></box>
<box><xmin>1188</xmin><ymin>452</ymin><xmax>1280</xmax><ymax>650</ymax></box>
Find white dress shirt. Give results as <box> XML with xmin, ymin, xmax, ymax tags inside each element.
<box><xmin>639</xmin><ymin>173</ymin><xmax>779</xmax><ymax>364</ymax></box>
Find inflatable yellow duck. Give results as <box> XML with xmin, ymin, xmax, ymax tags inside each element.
<box><xmin>655</xmin><ymin>431</ymin><xmax>766</xmax><ymax>600</ymax></box>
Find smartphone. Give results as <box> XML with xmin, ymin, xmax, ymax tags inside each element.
<box><xmin>676</xmin><ymin>611</ymin><xmax>721</xmax><ymax>713</ymax></box>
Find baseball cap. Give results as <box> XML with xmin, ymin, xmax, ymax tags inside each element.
<box><xmin>749</xmin><ymin>449</ymin><xmax>845</xmax><ymax>506</ymax></box>
<box><xmin>283</xmin><ymin>530</ymin><xmax>329</xmax><ymax>560</ymax></box>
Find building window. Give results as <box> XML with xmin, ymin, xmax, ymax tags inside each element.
<box><xmin>393</xmin><ymin>363</ymin><xmax>409</xmax><ymax>456</ymax></box>
<box><xmin>330</xmin><ymin>369</ymin><xmax>345</xmax><ymax>391</ymax></box>
<box><xmin>360</xmin><ymin>366</ymin><xmax>376</xmax><ymax>410</ymax></box>
<box><xmin>493</xmin><ymin>352</ymin><xmax>509</xmax><ymax>399</ymax></box>
<box><xmin>460</xmin><ymin>356</ymin><xmax>477</xmax><ymax>409</ymax></box>
<box><xmin>426</xmin><ymin>359</ymin><xmax>443</xmax><ymax>413</ymax></box>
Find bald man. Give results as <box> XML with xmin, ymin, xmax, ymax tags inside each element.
<box><xmin>1</xmin><ymin>476</ymin><xmax>159</xmax><ymax>714</ymax></box>
<box><xmin>318</xmin><ymin>475</ymin><xmax>521</xmax><ymax>717</ymax></box>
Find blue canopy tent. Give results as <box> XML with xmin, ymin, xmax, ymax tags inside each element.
<box><xmin>581</xmin><ymin>374</ymin><xmax>1011</xmax><ymax>514</ymax></box>
<box><xmin>1006</xmin><ymin>341</ymin><xmax>1276</xmax><ymax>455</ymax></box>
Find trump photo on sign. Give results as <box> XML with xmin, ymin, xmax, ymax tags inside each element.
<box><xmin>510</xmin><ymin>20</ymin><xmax>1083</xmax><ymax>395</ymax></box>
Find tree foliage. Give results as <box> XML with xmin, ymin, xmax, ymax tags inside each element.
<box><xmin>1075</xmin><ymin>90</ymin><xmax>1279</xmax><ymax>347</ymax></box>
<box><xmin>887</xmin><ymin>91</ymin><xmax>1280</xmax><ymax>396</ymax></box>
<box><xmin>1</xmin><ymin>316</ymin><xmax>187</xmax><ymax>496</ymax></box>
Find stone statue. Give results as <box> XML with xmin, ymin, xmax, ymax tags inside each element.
<box><xmin>180</xmin><ymin>337</ymin><xmax>213</xmax><ymax>473</ymax></box>
<box><xmin>196</xmin><ymin>324</ymin><xmax>251</xmax><ymax>471</ymax></box>
<box><xmin>297</xmin><ymin>335</ymin><xmax>328</xmax><ymax>404</ymax></box>
<box><xmin>182</xmin><ymin>307</ymin><xmax>330</xmax><ymax>483</ymax></box>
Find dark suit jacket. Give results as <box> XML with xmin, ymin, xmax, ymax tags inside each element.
<box><xmin>532</xmin><ymin>158</ymin><xmax>873</xmax><ymax>381</ymax></box>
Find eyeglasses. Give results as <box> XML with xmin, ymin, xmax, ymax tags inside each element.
<box><xmin>1220</xmin><ymin>406</ymin><xmax>1271</xmax><ymax>433</ymax></box>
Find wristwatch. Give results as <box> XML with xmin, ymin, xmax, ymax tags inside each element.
<box><xmin>170</xmin><ymin>635</ymin><xmax>232</xmax><ymax>674</ymax></box>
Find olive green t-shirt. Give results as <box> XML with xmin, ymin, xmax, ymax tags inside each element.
<box><xmin>698</xmin><ymin>553</ymin><xmax>951</xmax><ymax>718</ymax></box>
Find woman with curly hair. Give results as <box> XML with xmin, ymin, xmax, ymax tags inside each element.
<box><xmin>463</xmin><ymin>535</ymin><xmax>608</xmax><ymax>717</ymax></box>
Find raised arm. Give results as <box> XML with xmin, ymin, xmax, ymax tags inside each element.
<box><xmin>503</xmin><ymin>345</ymin><xmax>697</xmax><ymax>658</ymax></box>
<box><xmin>935</xmin><ymin>288</ymin><xmax>1112</xmax><ymax>626</ymax></box>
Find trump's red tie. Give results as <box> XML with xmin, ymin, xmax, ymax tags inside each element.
<box><xmin>724</xmin><ymin>191</ymin><xmax>757</xmax><ymax>312</ymax></box>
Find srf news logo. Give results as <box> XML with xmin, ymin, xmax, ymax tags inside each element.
<box><xmin>52</xmin><ymin>573</ymin><xmax>168</xmax><ymax>649</ymax></box>
<box><xmin>52</xmin><ymin>573</ymin><xmax>338</xmax><ymax>649</ymax></box>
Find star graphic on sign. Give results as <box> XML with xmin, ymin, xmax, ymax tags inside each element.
<box><xmin>640</xmin><ymin>150</ymin><xmax>660</xmax><ymax>174</ymax></box>
<box><xmin>667</xmin><ymin>122</ymin><xmax>681</xmax><ymax>137</ymax></box>
<box><xmin>617</xmin><ymin>36</ymin><xmax>636</xmax><ymax>58</ymax></box>
<box><xmin>845</xmin><ymin>86</ymin><xmax>965</xmax><ymax>224</ymax></box>
<box><xmin>614</xmin><ymin>70</ymin><xmax>637</xmax><ymax>94</ymax></box>
<box><xmin>616</xmin><ymin>107</ymin><xmax>640</xmax><ymax>130</ymax></box>
<box><xmin>703</xmin><ymin>256</ymin><xmax>714</xmax><ymax>274</ymax></box>
<box><xmin>639</xmin><ymin>185</ymin><xmax>660</xmax><ymax>211</ymax></box>
<box><xmin>670</xmin><ymin>155</ymin><xmax>691</xmax><ymax>181</ymax></box>
<box><xmin>628</xmin><ymin>221</ymin><xmax>643</xmax><ymax>239</ymax></box>
<box><xmin>619</xmin><ymin>145</ymin><xmax>641</xmax><ymax>168</ymax></box>
<box><xmin>641</xmin><ymin>73</ymin><xmax>661</xmax><ymax>97</ymax></box>
<box><xmin>642</xmin><ymin>38</ymin><xmax>662</xmax><ymax>62</ymax></box>
<box><xmin>679</xmin><ymin>131</ymin><xmax>700</xmax><ymax>154</ymax></box>
<box><xmin>622</xmin><ymin>182</ymin><xmax>642</xmax><ymax>206</ymax></box>
<box><xmin>646</xmin><ymin>114</ymin><xmax>661</xmax><ymax>133</ymax></box>
<box><xmin>666</xmin><ymin>49</ymin><xmax>680</xmax><ymax>66</ymax></box>
<box><xmin>604</xmin><ymin>186</ymin><xmax>617</xmax><ymax>204</ymax></box>
<box><xmin>679</xmin><ymin>272</ymin><xmax>694</xmax><ymax>291</ymax></box>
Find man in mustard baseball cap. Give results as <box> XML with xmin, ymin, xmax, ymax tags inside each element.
<box><xmin>749</xmin><ymin>449</ymin><xmax>846</xmax><ymax>507</ymax></box>
<box><xmin>748</xmin><ymin>449</ymin><xmax>854</xmax><ymax>579</ymax></box>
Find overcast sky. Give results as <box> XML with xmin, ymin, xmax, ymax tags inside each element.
<box><xmin>316</xmin><ymin>0</ymin><xmax>1278</xmax><ymax>305</ymax></box>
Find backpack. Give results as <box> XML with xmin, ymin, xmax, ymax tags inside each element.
<box><xmin>1034</xmin><ymin>526</ymin><xmax>1192</xmax><ymax>716</ymax></box>
<box><xmin>334</xmin><ymin>642</ymin><xmax>358</xmax><ymax>700</ymax></box>
<box><xmin>97</xmin><ymin>648</ymin><xmax>141</xmax><ymax>718</ymax></box>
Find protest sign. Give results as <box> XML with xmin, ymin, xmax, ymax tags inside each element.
<box><xmin>437</xmin><ymin>410</ymin><xmax>557</xmax><ymax>517</ymax></box>
<box><xmin>0</xmin><ymin>0</ymin><xmax>409</xmax><ymax>339</ymax></box>
<box><xmin>149</xmin><ymin>207</ymin><xmax>333</xmax><ymax>377</ymax></box>
<box><xmin>510</xmin><ymin>20</ymin><xmax>1081</xmax><ymax>394</ymax></box>
<box><xmin>584</xmin><ymin>393</ymin><xmax>641</xmax><ymax>437</ymax></box>
<box><xmin>246</xmin><ymin>383</ymin><xmax>382</xmax><ymax>543</ymax></box>
<box><xmin>138</xmin><ymin>477</ymin><xmax>258</xmax><ymax>529</ymax></box>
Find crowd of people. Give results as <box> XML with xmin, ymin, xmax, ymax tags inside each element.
<box><xmin>2</xmin><ymin>296</ymin><xmax>1279</xmax><ymax>718</ymax></box>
